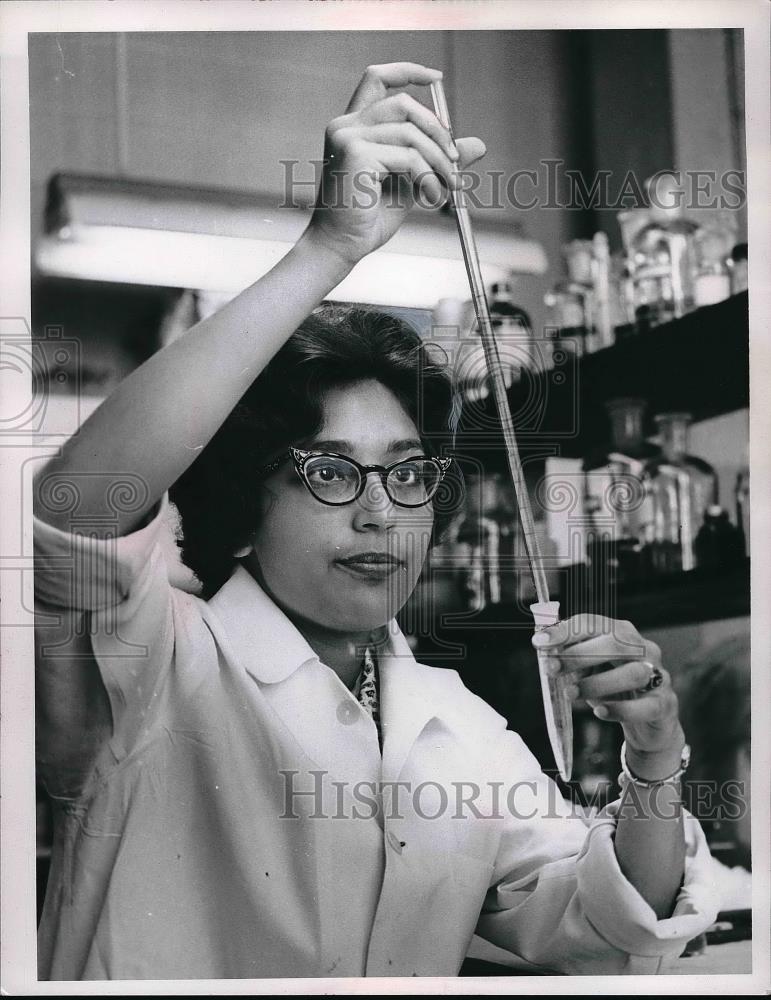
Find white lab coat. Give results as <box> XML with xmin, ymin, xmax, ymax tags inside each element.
<box><xmin>34</xmin><ymin>497</ymin><xmax>718</xmax><ymax>980</ymax></box>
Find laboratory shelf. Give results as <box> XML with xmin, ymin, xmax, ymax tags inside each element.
<box><xmin>411</xmin><ymin>558</ymin><xmax>751</xmax><ymax>650</ymax></box>
<box><xmin>455</xmin><ymin>292</ymin><xmax>749</xmax><ymax>462</ymax></box>
<box><xmin>558</xmin><ymin>557</ymin><xmax>751</xmax><ymax>629</ymax></box>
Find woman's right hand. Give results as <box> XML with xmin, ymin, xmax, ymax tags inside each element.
<box><xmin>35</xmin><ymin>65</ymin><xmax>485</xmax><ymax>540</ymax></box>
<box><xmin>304</xmin><ymin>62</ymin><xmax>486</xmax><ymax>266</ymax></box>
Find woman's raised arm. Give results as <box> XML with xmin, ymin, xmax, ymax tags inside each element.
<box><xmin>34</xmin><ymin>62</ymin><xmax>484</xmax><ymax>537</ymax></box>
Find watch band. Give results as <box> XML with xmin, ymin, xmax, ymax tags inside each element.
<box><xmin>619</xmin><ymin>740</ymin><xmax>691</xmax><ymax>788</ymax></box>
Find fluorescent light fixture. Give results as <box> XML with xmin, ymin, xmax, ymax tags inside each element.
<box><xmin>36</xmin><ymin>174</ymin><xmax>548</xmax><ymax>310</ymax></box>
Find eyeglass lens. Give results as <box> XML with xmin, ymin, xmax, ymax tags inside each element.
<box><xmin>302</xmin><ymin>455</ymin><xmax>442</xmax><ymax>506</ymax></box>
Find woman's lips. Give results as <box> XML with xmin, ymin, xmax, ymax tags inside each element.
<box><xmin>334</xmin><ymin>553</ymin><xmax>404</xmax><ymax>580</ymax></box>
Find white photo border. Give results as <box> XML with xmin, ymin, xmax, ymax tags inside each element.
<box><xmin>1</xmin><ymin>0</ymin><xmax>769</xmax><ymax>994</ymax></box>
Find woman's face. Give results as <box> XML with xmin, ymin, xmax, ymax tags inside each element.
<box><xmin>245</xmin><ymin>379</ymin><xmax>435</xmax><ymax>634</ymax></box>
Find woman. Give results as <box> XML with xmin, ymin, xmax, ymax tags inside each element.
<box><xmin>34</xmin><ymin>62</ymin><xmax>716</xmax><ymax>979</ymax></box>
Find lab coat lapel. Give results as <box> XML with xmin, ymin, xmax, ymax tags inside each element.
<box><xmin>379</xmin><ymin>630</ymin><xmax>439</xmax><ymax>784</ymax></box>
<box><xmin>258</xmin><ymin>660</ymin><xmax>382</xmax><ymax>786</ymax></box>
<box><xmin>206</xmin><ymin>566</ymin><xmax>381</xmax><ymax>785</ymax></box>
<box><xmin>367</xmin><ymin>632</ymin><xmax>495</xmax><ymax>977</ymax></box>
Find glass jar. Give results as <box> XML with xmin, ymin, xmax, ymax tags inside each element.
<box><xmin>455</xmin><ymin>285</ymin><xmax>531</xmax><ymax>402</ymax></box>
<box><xmin>564</xmin><ymin>239</ymin><xmax>595</xmax><ymax>286</ymax></box>
<box><xmin>645</xmin><ymin>413</ymin><xmax>718</xmax><ymax>573</ymax></box>
<box><xmin>629</xmin><ymin>177</ymin><xmax>699</xmax><ymax>327</ymax></box>
<box><xmin>630</xmin><ymin>218</ymin><xmax>699</xmax><ymax>326</ymax></box>
<box><xmin>456</xmin><ymin>472</ymin><xmax>507</xmax><ymax>610</ymax></box>
<box><xmin>694</xmin><ymin>505</ymin><xmax>744</xmax><ymax>571</ymax></box>
<box><xmin>544</xmin><ymin>240</ymin><xmax>595</xmax><ymax>358</ymax></box>
<box><xmin>544</xmin><ymin>283</ymin><xmax>588</xmax><ymax>358</ymax></box>
<box><xmin>693</xmin><ymin>225</ymin><xmax>732</xmax><ymax>307</ymax></box>
<box><xmin>488</xmin><ymin>281</ymin><xmax>534</xmax><ymax>381</ymax></box>
<box><xmin>616</xmin><ymin>209</ymin><xmax>651</xmax><ymax>333</ymax></box>
<box><xmin>583</xmin><ymin>398</ymin><xmax>659</xmax><ymax>590</ymax></box>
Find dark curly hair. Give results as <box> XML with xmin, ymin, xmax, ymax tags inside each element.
<box><xmin>170</xmin><ymin>303</ymin><xmax>463</xmax><ymax>598</ymax></box>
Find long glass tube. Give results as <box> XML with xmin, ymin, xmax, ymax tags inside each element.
<box><xmin>430</xmin><ymin>80</ymin><xmax>550</xmax><ymax>606</ymax></box>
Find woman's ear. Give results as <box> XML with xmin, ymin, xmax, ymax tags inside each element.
<box><xmin>233</xmin><ymin>543</ymin><xmax>252</xmax><ymax>558</ymax></box>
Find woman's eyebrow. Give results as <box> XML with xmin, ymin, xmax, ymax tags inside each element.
<box><xmin>309</xmin><ymin>438</ymin><xmax>424</xmax><ymax>455</ymax></box>
<box><xmin>385</xmin><ymin>438</ymin><xmax>424</xmax><ymax>455</ymax></box>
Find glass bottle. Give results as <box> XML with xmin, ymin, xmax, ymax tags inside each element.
<box><xmin>630</xmin><ymin>176</ymin><xmax>700</xmax><ymax>328</ymax></box>
<box><xmin>456</xmin><ymin>472</ymin><xmax>485</xmax><ymax>610</ymax></box>
<box><xmin>458</xmin><ymin>285</ymin><xmax>531</xmax><ymax>401</ymax></box>
<box><xmin>463</xmin><ymin>471</ymin><xmax>553</xmax><ymax>608</ymax></box>
<box><xmin>616</xmin><ymin>208</ymin><xmax>651</xmax><ymax>335</ymax></box>
<box><xmin>583</xmin><ymin>398</ymin><xmax>659</xmax><ymax>591</ymax></box>
<box><xmin>456</xmin><ymin>472</ymin><xmax>504</xmax><ymax>610</ymax></box>
<box><xmin>646</xmin><ymin>413</ymin><xmax>718</xmax><ymax>573</ymax></box>
<box><xmin>617</xmin><ymin>208</ymin><xmax>651</xmax><ymax>257</ymax></box>
<box><xmin>610</xmin><ymin>251</ymin><xmax>636</xmax><ymax>339</ymax></box>
<box><xmin>487</xmin><ymin>473</ymin><xmax>521</xmax><ymax>605</ymax></box>
<box><xmin>590</xmin><ymin>232</ymin><xmax>614</xmax><ymax>351</ymax></box>
<box><xmin>565</xmin><ymin>240</ymin><xmax>595</xmax><ymax>353</ymax></box>
<box><xmin>448</xmin><ymin>299</ymin><xmax>487</xmax><ymax>403</ymax></box>
<box><xmin>605</xmin><ymin>397</ymin><xmax>659</xmax><ymax>461</ymax></box>
<box><xmin>416</xmin><ymin>517</ymin><xmax>470</xmax><ymax>617</ymax></box>
<box><xmin>545</xmin><ymin>240</ymin><xmax>594</xmax><ymax>358</ymax></box>
<box><xmin>544</xmin><ymin>283</ymin><xmax>587</xmax><ymax>358</ymax></box>
<box><xmin>693</xmin><ymin>224</ymin><xmax>732</xmax><ymax>308</ymax></box>
<box><xmin>488</xmin><ymin>281</ymin><xmax>534</xmax><ymax>381</ymax></box>
<box><xmin>607</xmin><ymin>399</ymin><xmax>661</xmax><ymax>586</ymax></box>
<box><xmin>728</xmin><ymin>243</ymin><xmax>749</xmax><ymax>296</ymax></box>
<box><xmin>694</xmin><ymin>505</ymin><xmax>744</xmax><ymax>571</ymax></box>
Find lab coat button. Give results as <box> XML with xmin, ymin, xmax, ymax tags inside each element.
<box><xmin>336</xmin><ymin>700</ymin><xmax>358</xmax><ymax>725</ymax></box>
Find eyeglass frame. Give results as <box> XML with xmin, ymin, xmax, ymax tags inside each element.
<box><xmin>259</xmin><ymin>446</ymin><xmax>453</xmax><ymax>508</ymax></box>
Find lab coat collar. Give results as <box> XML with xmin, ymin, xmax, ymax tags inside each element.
<box><xmin>207</xmin><ymin>564</ymin><xmax>423</xmax><ymax>689</ymax></box>
<box><xmin>207</xmin><ymin>564</ymin><xmax>320</xmax><ymax>683</ymax></box>
<box><xmin>206</xmin><ymin>564</ymin><xmax>447</xmax><ymax>781</ymax></box>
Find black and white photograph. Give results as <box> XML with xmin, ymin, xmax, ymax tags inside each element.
<box><xmin>1</xmin><ymin>0</ymin><xmax>769</xmax><ymax>993</ymax></box>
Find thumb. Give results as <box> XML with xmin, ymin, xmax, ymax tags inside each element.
<box><xmin>455</xmin><ymin>136</ymin><xmax>487</xmax><ymax>169</ymax></box>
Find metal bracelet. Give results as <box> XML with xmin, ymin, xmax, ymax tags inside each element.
<box><xmin>619</xmin><ymin>740</ymin><xmax>691</xmax><ymax>788</ymax></box>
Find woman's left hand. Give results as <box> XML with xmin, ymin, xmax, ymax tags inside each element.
<box><xmin>533</xmin><ymin>615</ymin><xmax>686</xmax><ymax>776</ymax></box>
